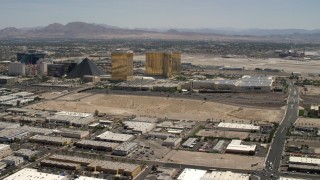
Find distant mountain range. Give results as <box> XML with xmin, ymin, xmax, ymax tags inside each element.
<box><xmin>1</xmin><ymin>22</ymin><xmax>320</xmax><ymax>43</ymax></box>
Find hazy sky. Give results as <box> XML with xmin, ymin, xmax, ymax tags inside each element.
<box><xmin>1</xmin><ymin>0</ymin><xmax>320</xmax><ymax>29</ymax></box>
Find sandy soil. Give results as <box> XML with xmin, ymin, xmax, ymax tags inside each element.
<box><xmin>163</xmin><ymin>150</ymin><xmax>264</xmax><ymax>170</ymax></box>
<box><xmin>134</xmin><ymin>54</ymin><xmax>320</xmax><ymax>76</ymax></box>
<box><xmin>295</xmin><ymin>117</ymin><xmax>320</xmax><ymax>128</ymax></box>
<box><xmin>299</xmin><ymin>85</ymin><xmax>320</xmax><ymax>96</ymax></box>
<box><xmin>39</xmin><ymin>92</ymin><xmax>66</xmax><ymax>100</ymax></box>
<box><xmin>197</xmin><ymin>129</ymin><xmax>249</xmax><ymax>140</ymax></box>
<box><xmin>27</xmin><ymin>93</ymin><xmax>283</xmax><ymax>122</ymax></box>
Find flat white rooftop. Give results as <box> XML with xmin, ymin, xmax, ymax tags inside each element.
<box><xmin>177</xmin><ymin>168</ymin><xmax>207</xmax><ymax>180</ymax></box>
<box><xmin>200</xmin><ymin>171</ymin><xmax>250</xmax><ymax>180</ymax></box>
<box><xmin>279</xmin><ymin>177</ymin><xmax>306</xmax><ymax>180</ymax></box>
<box><xmin>76</xmin><ymin>176</ymin><xmax>105</xmax><ymax>180</ymax></box>
<box><xmin>55</xmin><ymin>111</ymin><xmax>91</xmax><ymax>117</ymax></box>
<box><xmin>96</xmin><ymin>131</ymin><xmax>134</xmax><ymax>142</ymax></box>
<box><xmin>226</xmin><ymin>140</ymin><xmax>256</xmax><ymax>152</ymax></box>
<box><xmin>4</xmin><ymin>168</ymin><xmax>67</xmax><ymax>180</ymax></box>
<box><xmin>123</xmin><ymin>121</ymin><xmax>155</xmax><ymax>134</ymax></box>
<box><xmin>218</xmin><ymin>122</ymin><xmax>260</xmax><ymax>131</ymax></box>
<box><xmin>289</xmin><ymin>156</ymin><xmax>320</xmax><ymax>165</ymax></box>
<box><xmin>0</xmin><ymin>144</ymin><xmax>10</xmax><ymax>150</ymax></box>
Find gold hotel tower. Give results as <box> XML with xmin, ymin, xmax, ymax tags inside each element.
<box><xmin>145</xmin><ymin>51</ymin><xmax>181</xmax><ymax>78</ymax></box>
<box><xmin>111</xmin><ymin>51</ymin><xmax>133</xmax><ymax>80</ymax></box>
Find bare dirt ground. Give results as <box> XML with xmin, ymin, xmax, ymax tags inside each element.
<box><xmin>299</xmin><ymin>85</ymin><xmax>320</xmax><ymax>96</ymax></box>
<box><xmin>196</xmin><ymin>129</ymin><xmax>249</xmax><ymax>140</ymax></box>
<box><xmin>295</xmin><ymin>118</ymin><xmax>320</xmax><ymax>128</ymax></box>
<box><xmin>28</xmin><ymin>93</ymin><xmax>283</xmax><ymax>122</ymax></box>
<box><xmin>39</xmin><ymin>92</ymin><xmax>67</xmax><ymax>100</ymax></box>
<box><xmin>134</xmin><ymin>54</ymin><xmax>320</xmax><ymax>76</ymax></box>
<box><xmin>287</xmin><ymin>138</ymin><xmax>320</xmax><ymax>148</ymax></box>
<box><xmin>163</xmin><ymin>150</ymin><xmax>264</xmax><ymax>170</ymax></box>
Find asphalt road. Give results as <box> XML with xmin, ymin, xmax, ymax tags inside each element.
<box><xmin>263</xmin><ymin>81</ymin><xmax>299</xmax><ymax>179</ymax></box>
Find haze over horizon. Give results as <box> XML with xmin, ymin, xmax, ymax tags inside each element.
<box><xmin>1</xmin><ymin>0</ymin><xmax>320</xmax><ymax>30</ymax></box>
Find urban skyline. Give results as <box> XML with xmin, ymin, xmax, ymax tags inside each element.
<box><xmin>1</xmin><ymin>0</ymin><xmax>320</xmax><ymax>30</ymax></box>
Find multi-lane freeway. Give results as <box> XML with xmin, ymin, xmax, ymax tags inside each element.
<box><xmin>263</xmin><ymin>82</ymin><xmax>300</xmax><ymax>179</ymax></box>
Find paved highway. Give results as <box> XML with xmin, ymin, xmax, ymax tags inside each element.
<box><xmin>264</xmin><ymin>81</ymin><xmax>300</xmax><ymax>179</ymax></box>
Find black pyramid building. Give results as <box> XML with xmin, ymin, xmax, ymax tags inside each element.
<box><xmin>67</xmin><ymin>58</ymin><xmax>106</xmax><ymax>78</ymax></box>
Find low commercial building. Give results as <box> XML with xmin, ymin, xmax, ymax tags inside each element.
<box><xmin>75</xmin><ymin>140</ymin><xmax>119</xmax><ymax>151</ymax></box>
<box><xmin>177</xmin><ymin>168</ymin><xmax>207</xmax><ymax>180</ymax></box>
<box><xmin>47</xmin><ymin>111</ymin><xmax>96</xmax><ymax>127</ymax></box>
<box><xmin>14</xmin><ymin>149</ymin><xmax>40</xmax><ymax>160</ymax></box>
<box><xmin>178</xmin><ymin>168</ymin><xmax>250</xmax><ymax>180</ymax></box>
<box><xmin>76</xmin><ymin>177</ymin><xmax>105</xmax><ymax>180</ymax></box>
<box><xmin>162</xmin><ymin>137</ymin><xmax>182</xmax><ymax>147</ymax></box>
<box><xmin>49</xmin><ymin>155</ymin><xmax>93</xmax><ymax>166</ymax></box>
<box><xmin>226</xmin><ymin>140</ymin><xmax>256</xmax><ymax>155</ymax></box>
<box><xmin>4</xmin><ymin>168</ymin><xmax>68</xmax><ymax>180</ymax></box>
<box><xmin>99</xmin><ymin>120</ymin><xmax>113</xmax><ymax>125</ymax></box>
<box><xmin>200</xmin><ymin>170</ymin><xmax>250</xmax><ymax>180</ymax></box>
<box><xmin>113</xmin><ymin>142</ymin><xmax>138</xmax><ymax>156</ymax></box>
<box><xmin>123</xmin><ymin>121</ymin><xmax>155</xmax><ymax>134</ymax></box>
<box><xmin>19</xmin><ymin>126</ymin><xmax>53</xmax><ymax>136</ymax></box>
<box><xmin>0</xmin><ymin>162</ymin><xmax>6</xmax><ymax>170</ymax></box>
<box><xmin>0</xmin><ymin>122</ymin><xmax>20</xmax><ymax>130</ymax></box>
<box><xmin>87</xmin><ymin>160</ymin><xmax>143</xmax><ymax>178</ymax></box>
<box><xmin>8</xmin><ymin>62</ymin><xmax>26</xmax><ymax>76</ymax></box>
<box><xmin>157</xmin><ymin>120</ymin><xmax>196</xmax><ymax>130</ymax></box>
<box><xmin>47</xmin><ymin>114</ymin><xmax>96</xmax><ymax>127</ymax></box>
<box><xmin>289</xmin><ymin>156</ymin><xmax>320</xmax><ymax>166</ymax></box>
<box><xmin>96</xmin><ymin>131</ymin><xmax>134</xmax><ymax>143</ymax></box>
<box><xmin>0</xmin><ymin>129</ymin><xmax>28</xmax><ymax>142</ymax></box>
<box><xmin>48</xmin><ymin>154</ymin><xmax>143</xmax><ymax>178</ymax></box>
<box><xmin>1</xmin><ymin>155</ymin><xmax>24</xmax><ymax>166</ymax></box>
<box><xmin>235</xmin><ymin>75</ymin><xmax>274</xmax><ymax>92</ymax></box>
<box><xmin>40</xmin><ymin>159</ymin><xmax>81</xmax><ymax>170</ymax></box>
<box><xmin>0</xmin><ymin>76</ymin><xmax>17</xmax><ymax>85</ymax></box>
<box><xmin>131</xmin><ymin>116</ymin><xmax>158</xmax><ymax>123</ymax></box>
<box><xmin>279</xmin><ymin>177</ymin><xmax>306</xmax><ymax>180</ymax></box>
<box><xmin>147</xmin><ymin>132</ymin><xmax>169</xmax><ymax>140</ymax></box>
<box><xmin>29</xmin><ymin>135</ymin><xmax>73</xmax><ymax>146</ymax></box>
<box><xmin>212</xmin><ymin>140</ymin><xmax>225</xmax><ymax>153</ymax></box>
<box><xmin>182</xmin><ymin>138</ymin><xmax>198</xmax><ymax>148</ymax></box>
<box><xmin>53</xmin><ymin>128</ymin><xmax>89</xmax><ymax>139</ymax></box>
<box><xmin>217</xmin><ymin>122</ymin><xmax>260</xmax><ymax>132</ymax></box>
<box><xmin>288</xmin><ymin>164</ymin><xmax>320</xmax><ymax>173</ymax></box>
<box><xmin>0</xmin><ymin>144</ymin><xmax>12</xmax><ymax>158</ymax></box>
<box><xmin>146</xmin><ymin>167</ymin><xmax>176</xmax><ymax>180</ymax></box>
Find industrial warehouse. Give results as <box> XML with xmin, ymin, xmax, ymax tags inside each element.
<box><xmin>112</xmin><ymin>142</ymin><xmax>139</xmax><ymax>156</ymax></box>
<box><xmin>29</xmin><ymin>135</ymin><xmax>73</xmax><ymax>146</ymax></box>
<box><xmin>48</xmin><ymin>154</ymin><xmax>143</xmax><ymax>178</ymax></box>
<box><xmin>287</xmin><ymin>156</ymin><xmax>320</xmax><ymax>173</ymax></box>
<box><xmin>123</xmin><ymin>121</ymin><xmax>155</xmax><ymax>134</ymax></box>
<box><xmin>95</xmin><ymin>131</ymin><xmax>134</xmax><ymax>143</ymax></box>
<box><xmin>177</xmin><ymin>168</ymin><xmax>250</xmax><ymax>180</ymax></box>
<box><xmin>226</xmin><ymin>140</ymin><xmax>256</xmax><ymax>155</ymax></box>
<box><xmin>217</xmin><ymin>122</ymin><xmax>260</xmax><ymax>132</ymax></box>
<box><xmin>187</xmin><ymin>75</ymin><xmax>275</xmax><ymax>92</ymax></box>
<box><xmin>47</xmin><ymin>111</ymin><xmax>96</xmax><ymax>127</ymax></box>
<box><xmin>75</xmin><ymin>140</ymin><xmax>120</xmax><ymax>151</ymax></box>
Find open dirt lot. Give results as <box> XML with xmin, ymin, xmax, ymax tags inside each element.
<box><xmin>299</xmin><ymin>85</ymin><xmax>320</xmax><ymax>96</ymax></box>
<box><xmin>295</xmin><ymin>117</ymin><xmax>320</xmax><ymax>128</ymax></box>
<box><xmin>197</xmin><ymin>129</ymin><xmax>249</xmax><ymax>140</ymax></box>
<box><xmin>163</xmin><ymin>150</ymin><xmax>264</xmax><ymax>170</ymax></box>
<box><xmin>134</xmin><ymin>54</ymin><xmax>320</xmax><ymax>76</ymax></box>
<box><xmin>287</xmin><ymin>138</ymin><xmax>320</xmax><ymax>149</ymax></box>
<box><xmin>28</xmin><ymin>93</ymin><xmax>283</xmax><ymax>122</ymax></box>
